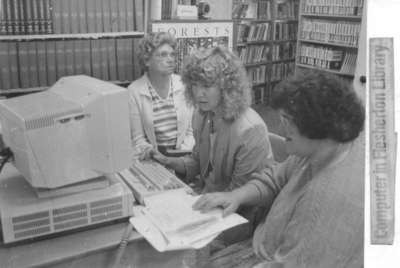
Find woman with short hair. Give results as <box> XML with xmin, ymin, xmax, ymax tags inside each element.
<box><xmin>128</xmin><ymin>32</ymin><xmax>194</xmax><ymax>159</ymax></box>
<box><xmin>194</xmin><ymin>70</ymin><xmax>365</xmax><ymax>268</ymax></box>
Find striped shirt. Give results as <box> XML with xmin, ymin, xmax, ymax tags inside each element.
<box><xmin>148</xmin><ymin>83</ymin><xmax>178</xmax><ymax>148</ymax></box>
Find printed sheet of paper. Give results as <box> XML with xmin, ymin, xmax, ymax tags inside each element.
<box><xmin>130</xmin><ymin>190</ymin><xmax>248</xmax><ymax>252</ymax></box>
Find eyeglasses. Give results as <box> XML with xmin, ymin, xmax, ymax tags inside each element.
<box><xmin>154</xmin><ymin>51</ymin><xmax>177</xmax><ymax>59</ymax></box>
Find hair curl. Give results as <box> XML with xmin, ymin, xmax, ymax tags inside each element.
<box><xmin>271</xmin><ymin>70</ymin><xmax>365</xmax><ymax>142</ymax></box>
<box><xmin>137</xmin><ymin>32</ymin><xmax>177</xmax><ymax>71</ymax></box>
<box><xmin>181</xmin><ymin>46</ymin><xmax>251</xmax><ymax>120</ymax></box>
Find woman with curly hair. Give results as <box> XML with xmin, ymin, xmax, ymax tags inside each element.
<box><xmin>153</xmin><ymin>46</ymin><xmax>275</xmax><ymax>244</ymax></box>
<box><xmin>128</xmin><ymin>32</ymin><xmax>194</xmax><ymax>159</ymax></box>
<box><xmin>194</xmin><ymin>70</ymin><xmax>365</xmax><ymax>268</ymax></box>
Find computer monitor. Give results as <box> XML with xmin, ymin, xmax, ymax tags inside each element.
<box><xmin>0</xmin><ymin>75</ymin><xmax>132</xmax><ymax>189</ymax></box>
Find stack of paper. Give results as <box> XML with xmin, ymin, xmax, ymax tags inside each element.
<box><xmin>130</xmin><ymin>189</ymin><xmax>248</xmax><ymax>252</ymax></box>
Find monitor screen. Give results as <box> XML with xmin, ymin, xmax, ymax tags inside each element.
<box><xmin>0</xmin><ymin>75</ymin><xmax>131</xmax><ymax>189</ymax></box>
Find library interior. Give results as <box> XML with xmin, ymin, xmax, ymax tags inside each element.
<box><xmin>0</xmin><ymin>0</ymin><xmax>366</xmax><ymax>267</ymax></box>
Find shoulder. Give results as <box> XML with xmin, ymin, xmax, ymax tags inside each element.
<box><xmin>127</xmin><ymin>75</ymin><xmax>148</xmax><ymax>96</ymax></box>
<box><xmin>171</xmin><ymin>74</ymin><xmax>185</xmax><ymax>93</ymax></box>
<box><xmin>234</xmin><ymin>108</ymin><xmax>269</xmax><ymax>135</ymax></box>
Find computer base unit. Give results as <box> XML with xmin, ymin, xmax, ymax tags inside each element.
<box><xmin>0</xmin><ymin>165</ymin><xmax>134</xmax><ymax>244</ymax></box>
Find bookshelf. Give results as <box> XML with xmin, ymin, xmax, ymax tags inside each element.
<box><xmin>295</xmin><ymin>0</ymin><xmax>364</xmax><ymax>78</ymax></box>
<box><xmin>233</xmin><ymin>0</ymin><xmax>299</xmax><ymax>105</ymax></box>
<box><xmin>0</xmin><ymin>0</ymin><xmax>145</xmax><ymax>95</ymax></box>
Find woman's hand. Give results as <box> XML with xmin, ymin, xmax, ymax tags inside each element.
<box><xmin>192</xmin><ymin>192</ymin><xmax>240</xmax><ymax>217</ymax></box>
<box><xmin>152</xmin><ymin>150</ymin><xmax>169</xmax><ymax>166</ymax></box>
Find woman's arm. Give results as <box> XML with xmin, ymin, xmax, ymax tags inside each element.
<box><xmin>128</xmin><ymin>91</ymin><xmax>153</xmax><ymax>157</ymax></box>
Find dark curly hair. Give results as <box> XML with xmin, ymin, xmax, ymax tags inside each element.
<box><xmin>271</xmin><ymin>70</ymin><xmax>365</xmax><ymax>142</ymax></box>
<box><xmin>137</xmin><ymin>32</ymin><xmax>177</xmax><ymax>72</ymax></box>
<box><xmin>181</xmin><ymin>46</ymin><xmax>252</xmax><ymax>120</ymax></box>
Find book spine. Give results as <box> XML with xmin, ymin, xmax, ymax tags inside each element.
<box><xmin>82</xmin><ymin>39</ymin><xmax>91</xmax><ymax>75</ymax></box>
<box><xmin>100</xmin><ymin>39</ymin><xmax>109</xmax><ymax>81</ymax></box>
<box><xmin>65</xmin><ymin>40</ymin><xmax>74</xmax><ymax>75</ymax></box>
<box><xmin>95</xmin><ymin>0</ymin><xmax>103</xmax><ymax>32</ymax></box>
<box><xmin>8</xmin><ymin>41</ymin><xmax>19</xmax><ymax>88</ymax></box>
<box><xmin>28</xmin><ymin>41</ymin><xmax>39</xmax><ymax>87</ymax></box>
<box><xmin>116</xmin><ymin>38</ymin><xmax>126</xmax><ymax>82</ymax></box>
<box><xmin>86</xmin><ymin>0</ymin><xmax>96</xmax><ymax>33</ymax></box>
<box><xmin>45</xmin><ymin>40</ymin><xmax>57</xmax><ymax>85</ymax></box>
<box><xmin>0</xmin><ymin>42</ymin><xmax>10</xmax><ymax>89</ymax></box>
<box><xmin>52</xmin><ymin>0</ymin><xmax>62</xmax><ymax>34</ymax></box>
<box><xmin>37</xmin><ymin>0</ymin><xmax>45</xmax><ymax>34</ymax></box>
<box><xmin>107</xmin><ymin>38</ymin><xmax>118</xmax><ymax>81</ymax></box>
<box><xmin>118</xmin><ymin>0</ymin><xmax>127</xmax><ymax>32</ymax></box>
<box><xmin>5</xmin><ymin>0</ymin><xmax>12</xmax><ymax>34</ymax></box>
<box><xmin>72</xmin><ymin>39</ymin><xmax>82</xmax><ymax>74</ymax></box>
<box><xmin>18</xmin><ymin>42</ymin><xmax>30</xmax><ymax>88</ymax></box>
<box><xmin>61</xmin><ymin>0</ymin><xmax>70</xmax><ymax>33</ymax></box>
<box><xmin>36</xmin><ymin>40</ymin><xmax>47</xmax><ymax>86</ymax></box>
<box><xmin>91</xmin><ymin>39</ymin><xmax>101</xmax><ymax>78</ymax></box>
<box><xmin>55</xmin><ymin>40</ymin><xmax>66</xmax><ymax>79</ymax></box>
<box><xmin>125</xmin><ymin>38</ymin><xmax>134</xmax><ymax>82</ymax></box>
<box><xmin>126</xmin><ymin>0</ymin><xmax>134</xmax><ymax>31</ymax></box>
<box><xmin>11</xmin><ymin>0</ymin><xmax>19</xmax><ymax>34</ymax></box>
<box><xmin>77</xmin><ymin>0</ymin><xmax>87</xmax><ymax>33</ymax></box>
<box><xmin>69</xmin><ymin>0</ymin><xmax>79</xmax><ymax>34</ymax></box>
<box><xmin>102</xmin><ymin>0</ymin><xmax>111</xmax><ymax>32</ymax></box>
<box><xmin>110</xmin><ymin>0</ymin><xmax>119</xmax><ymax>31</ymax></box>
<box><xmin>134</xmin><ymin>0</ymin><xmax>144</xmax><ymax>31</ymax></box>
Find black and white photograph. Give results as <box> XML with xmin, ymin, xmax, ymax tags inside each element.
<box><xmin>0</xmin><ymin>0</ymin><xmax>399</xmax><ymax>267</ymax></box>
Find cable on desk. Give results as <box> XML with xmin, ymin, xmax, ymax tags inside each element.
<box><xmin>0</xmin><ymin>148</ymin><xmax>13</xmax><ymax>174</ymax></box>
<box><xmin>110</xmin><ymin>223</ymin><xmax>134</xmax><ymax>268</ymax></box>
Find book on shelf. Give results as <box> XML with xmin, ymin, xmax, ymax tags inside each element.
<box><xmin>130</xmin><ymin>189</ymin><xmax>248</xmax><ymax>252</ymax></box>
<box><xmin>0</xmin><ymin>0</ymin><xmax>141</xmax><ymax>35</ymax></box>
<box><xmin>301</xmin><ymin>0</ymin><xmax>363</xmax><ymax>16</ymax></box>
<box><xmin>300</xmin><ymin>18</ymin><xmax>361</xmax><ymax>47</ymax></box>
<box><xmin>275</xmin><ymin>0</ymin><xmax>299</xmax><ymax>19</ymax></box>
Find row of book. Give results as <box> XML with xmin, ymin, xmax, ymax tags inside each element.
<box><xmin>237</xmin><ymin>22</ymin><xmax>272</xmax><ymax>43</ymax></box>
<box><xmin>238</xmin><ymin>45</ymin><xmax>271</xmax><ymax>64</ymax></box>
<box><xmin>0</xmin><ymin>0</ymin><xmax>52</xmax><ymax>35</ymax></box>
<box><xmin>0</xmin><ymin>37</ymin><xmax>140</xmax><ymax>90</ymax></box>
<box><xmin>300</xmin><ymin>18</ymin><xmax>361</xmax><ymax>47</ymax></box>
<box><xmin>339</xmin><ymin>52</ymin><xmax>357</xmax><ymax>74</ymax></box>
<box><xmin>251</xmin><ymin>84</ymin><xmax>269</xmax><ymax>105</ymax></box>
<box><xmin>175</xmin><ymin>36</ymin><xmax>229</xmax><ymax>73</ymax></box>
<box><xmin>274</xmin><ymin>21</ymin><xmax>297</xmax><ymax>40</ymax></box>
<box><xmin>0</xmin><ymin>0</ymin><xmax>141</xmax><ymax>35</ymax></box>
<box><xmin>248</xmin><ymin>65</ymin><xmax>267</xmax><ymax>86</ymax></box>
<box><xmin>271</xmin><ymin>42</ymin><xmax>296</xmax><ymax>61</ymax></box>
<box><xmin>275</xmin><ymin>0</ymin><xmax>299</xmax><ymax>19</ymax></box>
<box><xmin>233</xmin><ymin>0</ymin><xmax>298</xmax><ymax>20</ymax></box>
<box><xmin>270</xmin><ymin>61</ymin><xmax>294</xmax><ymax>81</ymax></box>
<box><xmin>302</xmin><ymin>0</ymin><xmax>363</xmax><ymax>16</ymax></box>
<box><xmin>298</xmin><ymin>43</ymin><xmax>357</xmax><ymax>74</ymax></box>
<box><xmin>232</xmin><ymin>0</ymin><xmax>271</xmax><ymax>20</ymax></box>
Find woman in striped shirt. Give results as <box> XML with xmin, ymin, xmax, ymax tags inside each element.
<box><xmin>128</xmin><ymin>32</ymin><xmax>194</xmax><ymax>159</ymax></box>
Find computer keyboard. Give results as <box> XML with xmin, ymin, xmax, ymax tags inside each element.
<box><xmin>118</xmin><ymin>160</ymin><xmax>192</xmax><ymax>204</ymax></box>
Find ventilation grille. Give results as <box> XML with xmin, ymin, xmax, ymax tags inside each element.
<box><xmin>90</xmin><ymin>197</ymin><xmax>123</xmax><ymax>223</ymax></box>
<box><xmin>25</xmin><ymin>108</ymin><xmax>83</xmax><ymax>130</ymax></box>
<box><xmin>52</xmin><ymin>204</ymin><xmax>88</xmax><ymax>231</ymax></box>
<box><xmin>9</xmin><ymin>197</ymin><xmax>125</xmax><ymax>241</ymax></box>
<box><xmin>12</xmin><ymin>211</ymin><xmax>51</xmax><ymax>240</ymax></box>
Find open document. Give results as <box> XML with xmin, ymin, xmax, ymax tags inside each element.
<box><xmin>130</xmin><ymin>189</ymin><xmax>248</xmax><ymax>252</ymax></box>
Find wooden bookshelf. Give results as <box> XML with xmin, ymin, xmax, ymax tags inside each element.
<box><xmin>233</xmin><ymin>0</ymin><xmax>299</xmax><ymax>104</ymax></box>
<box><xmin>0</xmin><ymin>0</ymin><xmax>145</xmax><ymax>94</ymax></box>
<box><xmin>295</xmin><ymin>0</ymin><xmax>364</xmax><ymax>78</ymax></box>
